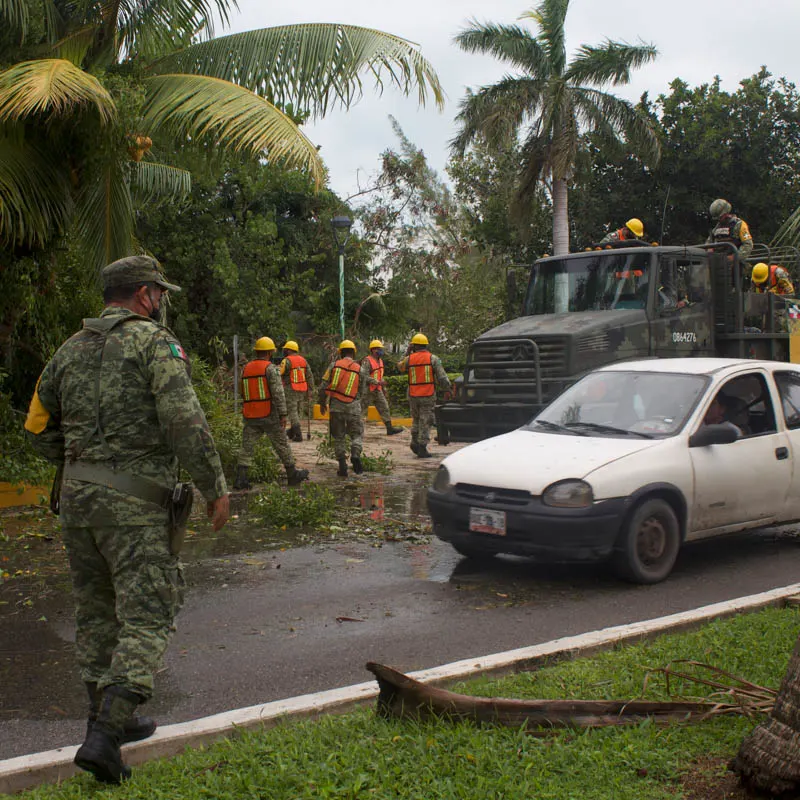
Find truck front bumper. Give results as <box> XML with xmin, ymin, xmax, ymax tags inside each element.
<box><xmin>435</xmin><ymin>401</ymin><xmax>541</xmax><ymax>443</ymax></box>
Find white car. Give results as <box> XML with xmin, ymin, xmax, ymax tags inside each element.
<box><xmin>427</xmin><ymin>358</ymin><xmax>800</xmax><ymax>584</ymax></box>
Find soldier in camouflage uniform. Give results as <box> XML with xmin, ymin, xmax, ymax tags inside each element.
<box><xmin>398</xmin><ymin>333</ymin><xmax>451</xmax><ymax>458</ymax></box>
<box><xmin>233</xmin><ymin>337</ymin><xmax>309</xmax><ymax>490</ymax></box>
<box><xmin>279</xmin><ymin>340</ymin><xmax>315</xmax><ymax>442</ymax></box>
<box><xmin>362</xmin><ymin>339</ymin><xmax>403</xmax><ymax>435</ymax></box>
<box><xmin>24</xmin><ymin>256</ymin><xmax>230</xmax><ymax>784</ymax></box>
<box><xmin>318</xmin><ymin>340</ymin><xmax>370</xmax><ymax>477</ymax></box>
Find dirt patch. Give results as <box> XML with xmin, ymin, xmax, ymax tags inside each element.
<box><xmin>278</xmin><ymin>418</ymin><xmax>464</xmax><ymax>482</ymax></box>
<box><xmin>678</xmin><ymin>756</ymin><xmax>752</xmax><ymax>799</ymax></box>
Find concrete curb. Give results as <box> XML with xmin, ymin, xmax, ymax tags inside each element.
<box><xmin>3</xmin><ymin>582</ymin><xmax>800</xmax><ymax>795</ymax></box>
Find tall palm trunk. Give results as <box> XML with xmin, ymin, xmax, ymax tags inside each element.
<box><xmin>552</xmin><ymin>176</ymin><xmax>570</xmax><ymax>312</ymax></box>
<box><xmin>733</xmin><ymin>632</ymin><xmax>800</xmax><ymax>795</ymax></box>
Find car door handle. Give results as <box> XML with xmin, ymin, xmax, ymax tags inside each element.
<box><xmin>776</xmin><ymin>447</ymin><xmax>789</xmax><ymax>460</ymax></box>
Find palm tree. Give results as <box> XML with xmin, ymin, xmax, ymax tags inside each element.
<box><xmin>451</xmin><ymin>0</ymin><xmax>659</xmax><ymax>274</ymax></box>
<box><xmin>0</xmin><ymin>0</ymin><xmax>443</xmax><ymax>267</ymax></box>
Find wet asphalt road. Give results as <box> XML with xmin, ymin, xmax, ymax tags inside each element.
<box><xmin>4</xmin><ymin>480</ymin><xmax>800</xmax><ymax>761</ymax></box>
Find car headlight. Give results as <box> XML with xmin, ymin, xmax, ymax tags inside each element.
<box><xmin>433</xmin><ymin>465</ymin><xmax>451</xmax><ymax>493</ymax></box>
<box><xmin>542</xmin><ymin>480</ymin><xmax>593</xmax><ymax>508</ymax></box>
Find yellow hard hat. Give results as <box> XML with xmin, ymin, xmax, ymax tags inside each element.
<box><xmin>255</xmin><ymin>336</ymin><xmax>275</xmax><ymax>351</ymax></box>
<box><xmin>283</xmin><ymin>340</ymin><xmax>299</xmax><ymax>352</ymax></box>
<box><xmin>625</xmin><ymin>218</ymin><xmax>644</xmax><ymax>238</ymax></box>
<box><xmin>338</xmin><ymin>339</ymin><xmax>356</xmax><ymax>351</ymax></box>
<box><xmin>411</xmin><ymin>333</ymin><xmax>429</xmax><ymax>346</ymax></box>
<box><xmin>752</xmin><ymin>263</ymin><xmax>769</xmax><ymax>285</ymax></box>
<box><xmin>369</xmin><ymin>339</ymin><xmax>384</xmax><ymax>350</ymax></box>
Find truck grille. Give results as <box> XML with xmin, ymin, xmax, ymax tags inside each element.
<box><xmin>455</xmin><ymin>484</ymin><xmax>532</xmax><ymax>506</ymax></box>
<box><xmin>470</xmin><ymin>337</ymin><xmax>568</xmax><ymax>380</ymax></box>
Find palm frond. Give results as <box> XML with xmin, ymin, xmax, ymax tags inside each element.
<box><xmin>450</xmin><ymin>76</ymin><xmax>547</xmax><ymax>155</ymax></box>
<box><xmin>149</xmin><ymin>23</ymin><xmax>444</xmax><ymax>118</ymax></box>
<box><xmin>75</xmin><ymin>158</ymin><xmax>135</xmax><ymax>268</ymax></box>
<box><xmin>52</xmin><ymin>25</ymin><xmax>99</xmax><ymax>66</ymax></box>
<box><xmin>572</xmin><ymin>87</ymin><xmax>660</xmax><ymax>165</ymax></box>
<box><xmin>454</xmin><ymin>21</ymin><xmax>549</xmax><ymax>76</ymax></box>
<box><xmin>0</xmin><ymin>60</ymin><xmax>116</xmax><ymax>123</ymax></box>
<box><xmin>520</xmin><ymin>0</ymin><xmax>569</xmax><ymax>74</ymax></box>
<box><xmin>130</xmin><ymin>160</ymin><xmax>192</xmax><ymax>204</ymax></box>
<box><xmin>142</xmin><ymin>74</ymin><xmax>325</xmax><ymax>185</ymax></box>
<box><xmin>0</xmin><ymin>133</ymin><xmax>74</xmax><ymax>248</ymax></box>
<box><xmin>0</xmin><ymin>0</ymin><xmax>28</xmax><ymax>39</ymax></box>
<box><xmin>566</xmin><ymin>40</ymin><xmax>658</xmax><ymax>87</ymax></box>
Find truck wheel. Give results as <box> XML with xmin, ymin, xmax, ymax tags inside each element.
<box><xmin>452</xmin><ymin>540</ymin><xmax>494</xmax><ymax>560</ymax></box>
<box><xmin>611</xmin><ymin>498</ymin><xmax>680</xmax><ymax>584</ymax></box>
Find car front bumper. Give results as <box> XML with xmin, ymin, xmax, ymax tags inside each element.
<box><xmin>427</xmin><ymin>486</ymin><xmax>628</xmax><ymax>561</ymax></box>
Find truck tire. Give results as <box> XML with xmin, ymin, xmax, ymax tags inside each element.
<box><xmin>611</xmin><ymin>498</ymin><xmax>680</xmax><ymax>584</ymax></box>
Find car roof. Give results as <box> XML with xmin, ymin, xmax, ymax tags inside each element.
<box><xmin>597</xmin><ymin>358</ymin><xmax>799</xmax><ymax>376</ymax></box>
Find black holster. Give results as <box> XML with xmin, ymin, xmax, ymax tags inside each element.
<box><xmin>168</xmin><ymin>482</ymin><xmax>194</xmax><ymax>555</ymax></box>
<box><xmin>50</xmin><ymin>462</ymin><xmax>64</xmax><ymax>515</ymax></box>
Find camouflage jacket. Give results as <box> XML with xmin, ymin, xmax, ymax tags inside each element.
<box><xmin>25</xmin><ymin>307</ymin><xmax>227</xmax><ymax>526</ymax></box>
<box><xmin>397</xmin><ymin>352</ymin><xmax>452</xmax><ymax>396</ymax></box>
<box><xmin>318</xmin><ymin>357</ymin><xmax>369</xmax><ymax>413</ymax></box>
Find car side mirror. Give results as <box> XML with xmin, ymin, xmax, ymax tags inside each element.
<box><xmin>688</xmin><ymin>424</ymin><xmax>740</xmax><ymax>448</ymax></box>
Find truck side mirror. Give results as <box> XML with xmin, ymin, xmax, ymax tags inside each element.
<box><xmin>688</xmin><ymin>423</ymin><xmax>740</xmax><ymax>448</ymax></box>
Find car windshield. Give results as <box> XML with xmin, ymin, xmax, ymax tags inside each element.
<box><xmin>527</xmin><ymin>370</ymin><xmax>709</xmax><ymax>438</ymax></box>
<box><xmin>525</xmin><ymin>252</ymin><xmax>654</xmax><ymax>314</ymax></box>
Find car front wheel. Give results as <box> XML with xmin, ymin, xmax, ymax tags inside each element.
<box><xmin>612</xmin><ymin>498</ymin><xmax>680</xmax><ymax>584</ymax></box>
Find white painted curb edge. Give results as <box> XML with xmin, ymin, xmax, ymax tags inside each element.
<box><xmin>3</xmin><ymin>582</ymin><xmax>800</xmax><ymax>795</ymax></box>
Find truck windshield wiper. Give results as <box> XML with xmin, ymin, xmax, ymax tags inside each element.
<box><xmin>529</xmin><ymin>419</ymin><xmax>585</xmax><ymax>435</ymax></box>
<box><xmin>563</xmin><ymin>421</ymin><xmax>654</xmax><ymax>439</ymax></box>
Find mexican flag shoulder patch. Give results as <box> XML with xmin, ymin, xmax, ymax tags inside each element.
<box><xmin>168</xmin><ymin>342</ymin><xmax>188</xmax><ymax>361</ymax></box>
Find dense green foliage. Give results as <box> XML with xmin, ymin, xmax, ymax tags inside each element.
<box><xmin>14</xmin><ymin>607</ymin><xmax>799</xmax><ymax>799</ymax></box>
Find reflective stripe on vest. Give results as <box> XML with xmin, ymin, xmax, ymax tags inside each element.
<box><xmin>241</xmin><ymin>360</ymin><xmax>272</xmax><ymax>418</ymax></box>
<box><xmin>408</xmin><ymin>351</ymin><xmax>435</xmax><ymax>397</ymax></box>
<box><xmin>366</xmin><ymin>355</ymin><xmax>384</xmax><ymax>392</ymax></box>
<box><xmin>285</xmin><ymin>354</ymin><xmax>309</xmax><ymax>392</ymax></box>
<box><xmin>327</xmin><ymin>358</ymin><xmax>361</xmax><ymax>403</ymax></box>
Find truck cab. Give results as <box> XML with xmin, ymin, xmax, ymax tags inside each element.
<box><xmin>435</xmin><ymin>242</ymin><xmax>800</xmax><ymax>443</ymax></box>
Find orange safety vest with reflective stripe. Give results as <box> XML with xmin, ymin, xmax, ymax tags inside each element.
<box><xmin>241</xmin><ymin>359</ymin><xmax>272</xmax><ymax>418</ymax></box>
<box><xmin>408</xmin><ymin>351</ymin><xmax>435</xmax><ymax>397</ymax></box>
<box><xmin>326</xmin><ymin>358</ymin><xmax>361</xmax><ymax>403</ymax></box>
<box><xmin>284</xmin><ymin>353</ymin><xmax>309</xmax><ymax>392</ymax></box>
<box><xmin>365</xmin><ymin>355</ymin><xmax>384</xmax><ymax>392</ymax></box>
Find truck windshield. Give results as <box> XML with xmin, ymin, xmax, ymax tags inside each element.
<box><xmin>529</xmin><ymin>370</ymin><xmax>708</xmax><ymax>438</ymax></box>
<box><xmin>525</xmin><ymin>252</ymin><xmax>654</xmax><ymax>314</ymax></box>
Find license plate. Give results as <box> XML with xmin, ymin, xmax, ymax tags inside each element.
<box><xmin>469</xmin><ymin>507</ymin><xmax>506</xmax><ymax>536</ymax></box>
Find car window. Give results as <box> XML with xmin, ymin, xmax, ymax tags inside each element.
<box><xmin>658</xmin><ymin>256</ymin><xmax>710</xmax><ymax>313</ymax></box>
<box><xmin>531</xmin><ymin>370</ymin><xmax>708</xmax><ymax>437</ymax></box>
<box><xmin>702</xmin><ymin>373</ymin><xmax>777</xmax><ymax>437</ymax></box>
<box><xmin>774</xmin><ymin>371</ymin><xmax>800</xmax><ymax>430</ymax></box>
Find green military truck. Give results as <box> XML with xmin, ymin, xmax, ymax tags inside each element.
<box><xmin>435</xmin><ymin>241</ymin><xmax>800</xmax><ymax>443</ymax></box>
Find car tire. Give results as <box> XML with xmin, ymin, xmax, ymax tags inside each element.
<box><xmin>451</xmin><ymin>541</ymin><xmax>494</xmax><ymax>560</ymax></box>
<box><xmin>612</xmin><ymin>498</ymin><xmax>680</xmax><ymax>584</ymax></box>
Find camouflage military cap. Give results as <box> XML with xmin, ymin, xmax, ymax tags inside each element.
<box><xmin>101</xmin><ymin>255</ymin><xmax>181</xmax><ymax>292</ymax></box>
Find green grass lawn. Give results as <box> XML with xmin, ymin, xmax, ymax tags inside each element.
<box><xmin>10</xmin><ymin>607</ymin><xmax>800</xmax><ymax>800</ymax></box>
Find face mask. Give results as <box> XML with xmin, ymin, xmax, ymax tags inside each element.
<box><xmin>374</xmin><ymin>349</ymin><xmax>384</xmax><ymax>358</ymax></box>
<box><xmin>146</xmin><ymin>291</ymin><xmax>162</xmax><ymax>322</ymax></box>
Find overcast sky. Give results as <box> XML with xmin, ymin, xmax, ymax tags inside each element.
<box><xmin>225</xmin><ymin>0</ymin><xmax>800</xmax><ymax>201</ymax></box>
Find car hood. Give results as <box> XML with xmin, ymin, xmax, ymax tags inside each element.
<box><xmin>442</xmin><ymin>428</ymin><xmax>662</xmax><ymax>495</ymax></box>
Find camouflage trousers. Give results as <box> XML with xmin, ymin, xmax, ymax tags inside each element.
<box><xmin>410</xmin><ymin>396</ymin><xmax>436</xmax><ymax>447</ymax></box>
<box><xmin>286</xmin><ymin>388</ymin><xmax>310</xmax><ymax>428</ymax></box>
<box><xmin>63</xmin><ymin>524</ymin><xmax>184</xmax><ymax>700</ymax></box>
<box><xmin>238</xmin><ymin>416</ymin><xmax>294</xmax><ymax>470</ymax></box>
<box><xmin>329</xmin><ymin>402</ymin><xmax>364</xmax><ymax>459</ymax></box>
<box><xmin>362</xmin><ymin>388</ymin><xmax>392</xmax><ymax>424</ymax></box>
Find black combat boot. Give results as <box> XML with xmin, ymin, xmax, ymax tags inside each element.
<box><xmin>417</xmin><ymin>444</ymin><xmax>432</xmax><ymax>458</ymax></box>
<box><xmin>337</xmin><ymin>457</ymin><xmax>348</xmax><ymax>477</ymax></box>
<box><xmin>290</xmin><ymin>424</ymin><xmax>303</xmax><ymax>442</ymax></box>
<box><xmin>410</xmin><ymin>441</ymin><xmax>420</xmax><ymax>455</ymax></box>
<box><xmin>351</xmin><ymin>455</ymin><xmax>364</xmax><ymax>474</ymax></box>
<box><xmin>286</xmin><ymin>466</ymin><xmax>309</xmax><ymax>486</ymax></box>
<box><xmin>233</xmin><ymin>465</ymin><xmax>251</xmax><ymax>490</ymax></box>
<box><xmin>286</xmin><ymin>427</ymin><xmax>297</xmax><ymax>441</ymax></box>
<box><xmin>74</xmin><ymin>685</ymin><xmax>142</xmax><ymax>784</ymax></box>
<box><xmin>385</xmin><ymin>422</ymin><xmax>403</xmax><ymax>435</ymax></box>
<box><xmin>85</xmin><ymin>682</ymin><xmax>156</xmax><ymax>744</ymax></box>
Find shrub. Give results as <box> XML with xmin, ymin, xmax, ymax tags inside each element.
<box><xmin>250</xmin><ymin>483</ymin><xmax>335</xmax><ymax>527</ymax></box>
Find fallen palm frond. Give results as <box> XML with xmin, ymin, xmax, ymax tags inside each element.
<box><xmin>366</xmin><ymin>660</ymin><xmax>777</xmax><ymax>731</ymax></box>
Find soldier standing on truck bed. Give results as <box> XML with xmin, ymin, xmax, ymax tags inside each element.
<box><xmin>706</xmin><ymin>198</ymin><xmax>753</xmax><ymax>261</ymax></box>
<box><xmin>398</xmin><ymin>333</ymin><xmax>451</xmax><ymax>458</ymax></box>
<box><xmin>600</xmin><ymin>217</ymin><xmax>645</xmax><ymax>245</ymax></box>
<box><xmin>750</xmin><ymin>263</ymin><xmax>795</xmax><ymax>296</ymax></box>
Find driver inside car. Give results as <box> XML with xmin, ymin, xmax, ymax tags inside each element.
<box><xmin>703</xmin><ymin>392</ymin><xmax>744</xmax><ymax>436</ymax></box>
